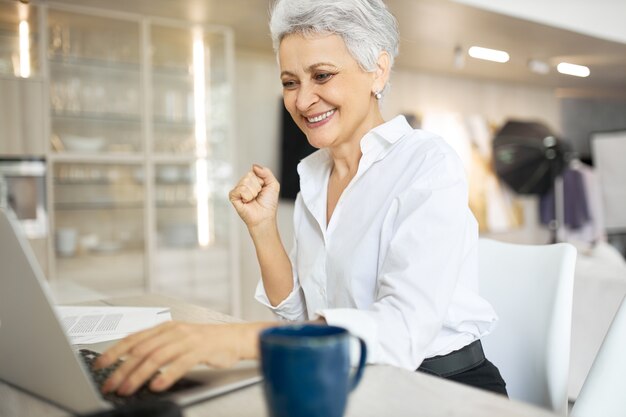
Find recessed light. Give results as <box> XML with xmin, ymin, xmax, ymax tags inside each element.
<box><xmin>557</xmin><ymin>62</ymin><xmax>590</xmax><ymax>77</ymax></box>
<box><xmin>468</xmin><ymin>46</ymin><xmax>510</xmax><ymax>63</ymax></box>
<box><xmin>528</xmin><ymin>59</ymin><xmax>550</xmax><ymax>75</ymax></box>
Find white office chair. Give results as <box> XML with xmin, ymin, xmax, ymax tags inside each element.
<box><xmin>570</xmin><ymin>296</ymin><xmax>626</xmax><ymax>417</ymax></box>
<box><xmin>478</xmin><ymin>238</ymin><xmax>576</xmax><ymax>415</ymax></box>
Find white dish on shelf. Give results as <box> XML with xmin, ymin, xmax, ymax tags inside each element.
<box><xmin>157</xmin><ymin>166</ymin><xmax>180</xmax><ymax>183</ymax></box>
<box><xmin>162</xmin><ymin>224</ymin><xmax>197</xmax><ymax>248</ymax></box>
<box><xmin>133</xmin><ymin>168</ymin><xmax>145</xmax><ymax>183</ymax></box>
<box><xmin>62</xmin><ymin>135</ymin><xmax>106</xmax><ymax>152</ymax></box>
<box><xmin>91</xmin><ymin>241</ymin><xmax>123</xmax><ymax>254</ymax></box>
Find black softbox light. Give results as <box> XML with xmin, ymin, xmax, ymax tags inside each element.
<box><xmin>493</xmin><ymin>120</ymin><xmax>567</xmax><ymax>195</ymax></box>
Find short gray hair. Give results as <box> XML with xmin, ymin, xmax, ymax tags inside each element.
<box><xmin>269</xmin><ymin>0</ymin><xmax>399</xmax><ymax>73</ymax></box>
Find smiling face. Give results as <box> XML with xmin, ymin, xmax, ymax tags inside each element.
<box><xmin>279</xmin><ymin>33</ymin><xmax>386</xmax><ymax>150</ymax></box>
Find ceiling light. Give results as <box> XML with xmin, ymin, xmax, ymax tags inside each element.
<box><xmin>557</xmin><ymin>62</ymin><xmax>590</xmax><ymax>77</ymax></box>
<box><xmin>468</xmin><ymin>46</ymin><xmax>510</xmax><ymax>63</ymax></box>
<box><xmin>528</xmin><ymin>59</ymin><xmax>550</xmax><ymax>75</ymax></box>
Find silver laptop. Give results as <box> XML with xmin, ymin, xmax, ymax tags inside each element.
<box><xmin>0</xmin><ymin>208</ymin><xmax>261</xmax><ymax>414</ymax></box>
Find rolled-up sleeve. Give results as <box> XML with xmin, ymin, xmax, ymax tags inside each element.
<box><xmin>318</xmin><ymin>152</ymin><xmax>477</xmax><ymax>369</ymax></box>
<box><xmin>254</xmin><ymin>255</ymin><xmax>307</xmax><ymax>321</ymax></box>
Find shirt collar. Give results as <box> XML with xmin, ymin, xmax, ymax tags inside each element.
<box><xmin>359</xmin><ymin>114</ymin><xmax>413</xmax><ymax>156</ymax></box>
<box><xmin>296</xmin><ymin>115</ymin><xmax>414</xmax><ymax>229</ymax></box>
<box><xmin>298</xmin><ymin>115</ymin><xmax>413</xmax><ymax>180</ymax></box>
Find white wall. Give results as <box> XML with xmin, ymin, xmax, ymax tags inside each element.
<box><xmin>382</xmin><ymin>69</ymin><xmax>560</xmax><ymax>131</ymax></box>
<box><xmin>453</xmin><ymin>0</ymin><xmax>626</xmax><ymax>45</ymax></box>
<box><xmin>234</xmin><ymin>49</ymin><xmax>559</xmax><ymax>320</ymax></box>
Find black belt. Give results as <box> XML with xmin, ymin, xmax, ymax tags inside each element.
<box><xmin>417</xmin><ymin>340</ymin><xmax>485</xmax><ymax>378</ymax></box>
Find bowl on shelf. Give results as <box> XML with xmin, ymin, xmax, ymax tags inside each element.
<box><xmin>62</xmin><ymin>135</ymin><xmax>106</xmax><ymax>152</ymax></box>
<box><xmin>162</xmin><ymin>224</ymin><xmax>197</xmax><ymax>248</ymax></box>
<box><xmin>157</xmin><ymin>166</ymin><xmax>180</xmax><ymax>183</ymax></box>
<box><xmin>133</xmin><ymin>168</ymin><xmax>145</xmax><ymax>184</ymax></box>
<box><xmin>91</xmin><ymin>240</ymin><xmax>124</xmax><ymax>254</ymax></box>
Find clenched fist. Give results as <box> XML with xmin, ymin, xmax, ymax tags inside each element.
<box><xmin>229</xmin><ymin>165</ymin><xmax>280</xmax><ymax>229</ymax></box>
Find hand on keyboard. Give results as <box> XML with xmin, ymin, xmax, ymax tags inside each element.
<box><xmin>80</xmin><ymin>349</ymin><xmax>200</xmax><ymax>405</ymax></box>
<box><xmin>92</xmin><ymin>321</ymin><xmax>269</xmax><ymax>396</ymax></box>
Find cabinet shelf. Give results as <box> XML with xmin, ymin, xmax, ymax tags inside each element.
<box><xmin>156</xmin><ymin>201</ymin><xmax>197</xmax><ymax>208</ymax></box>
<box><xmin>152</xmin><ymin>65</ymin><xmax>192</xmax><ymax>77</ymax></box>
<box><xmin>54</xmin><ymin>202</ymin><xmax>144</xmax><ymax>210</ymax></box>
<box><xmin>49</xmin><ymin>54</ymin><xmax>140</xmax><ymax>72</ymax></box>
<box><xmin>49</xmin><ymin>153</ymin><xmax>144</xmax><ymax>164</ymax></box>
<box><xmin>155</xmin><ymin>180</ymin><xmax>194</xmax><ymax>186</ymax></box>
<box><xmin>58</xmin><ymin>249</ymin><xmax>142</xmax><ymax>260</ymax></box>
<box><xmin>52</xmin><ymin>110</ymin><xmax>141</xmax><ymax>123</ymax></box>
<box><xmin>54</xmin><ymin>179</ymin><xmax>142</xmax><ymax>185</ymax></box>
<box><xmin>153</xmin><ymin>117</ymin><xmax>195</xmax><ymax>127</ymax></box>
<box><xmin>54</xmin><ymin>179</ymin><xmax>115</xmax><ymax>185</ymax></box>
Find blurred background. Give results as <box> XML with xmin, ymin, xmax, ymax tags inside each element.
<box><xmin>0</xmin><ymin>0</ymin><xmax>625</xmax><ymax>403</ymax></box>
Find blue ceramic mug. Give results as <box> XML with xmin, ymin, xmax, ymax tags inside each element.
<box><xmin>259</xmin><ymin>324</ymin><xmax>367</xmax><ymax>417</ymax></box>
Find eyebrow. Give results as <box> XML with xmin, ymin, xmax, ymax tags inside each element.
<box><xmin>280</xmin><ymin>62</ymin><xmax>338</xmax><ymax>78</ymax></box>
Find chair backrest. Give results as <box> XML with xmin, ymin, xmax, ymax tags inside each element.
<box><xmin>478</xmin><ymin>238</ymin><xmax>576</xmax><ymax>415</ymax></box>
<box><xmin>570</xmin><ymin>297</ymin><xmax>626</xmax><ymax>417</ymax></box>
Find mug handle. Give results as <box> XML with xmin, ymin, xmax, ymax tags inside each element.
<box><xmin>349</xmin><ymin>337</ymin><xmax>367</xmax><ymax>391</ymax></box>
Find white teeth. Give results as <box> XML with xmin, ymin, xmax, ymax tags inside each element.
<box><xmin>307</xmin><ymin>109</ymin><xmax>335</xmax><ymax>123</ymax></box>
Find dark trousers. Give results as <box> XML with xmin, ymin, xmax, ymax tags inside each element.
<box><xmin>418</xmin><ymin>358</ymin><xmax>508</xmax><ymax>396</ymax></box>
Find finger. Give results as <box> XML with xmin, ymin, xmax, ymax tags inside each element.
<box><xmin>234</xmin><ymin>169</ymin><xmax>263</xmax><ymax>191</ymax></box>
<box><xmin>102</xmin><ymin>326</ymin><xmax>187</xmax><ymax>395</ymax></box>
<box><xmin>95</xmin><ymin>322</ymin><xmax>173</xmax><ymax>369</ymax></box>
<box><xmin>117</xmin><ymin>343</ymin><xmax>190</xmax><ymax>396</ymax></box>
<box><xmin>150</xmin><ymin>352</ymin><xmax>199</xmax><ymax>392</ymax></box>
<box><xmin>229</xmin><ymin>193</ymin><xmax>245</xmax><ymax>212</ymax></box>
<box><xmin>129</xmin><ymin>325</ymin><xmax>186</xmax><ymax>358</ymax></box>
<box><xmin>228</xmin><ymin>185</ymin><xmax>251</xmax><ymax>204</ymax></box>
<box><xmin>242</xmin><ymin>172</ymin><xmax>264</xmax><ymax>193</ymax></box>
<box><xmin>252</xmin><ymin>165</ymin><xmax>280</xmax><ymax>194</ymax></box>
<box><xmin>228</xmin><ymin>187</ymin><xmax>242</xmax><ymax>204</ymax></box>
<box><xmin>248</xmin><ymin>168</ymin><xmax>266</xmax><ymax>187</ymax></box>
<box><xmin>95</xmin><ymin>324</ymin><xmax>167</xmax><ymax>369</ymax></box>
<box><xmin>101</xmin><ymin>354</ymin><xmax>144</xmax><ymax>394</ymax></box>
<box><xmin>236</xmin><ymin>185</ymin><xmax>255</xmax><ymax>203</ymax></box>
<box><xmin>252</xmin><ymin>164</ymin><xmax>277</xmax><ymax>184</ymax></box>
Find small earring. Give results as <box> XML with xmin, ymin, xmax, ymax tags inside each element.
<box><xmin>374</xmin><ymin>90</ymin><xmax>382</xmax><ymax>100</ymax></box>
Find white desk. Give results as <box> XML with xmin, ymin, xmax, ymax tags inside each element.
<box><xmin>0</xmin><ymin>294</ymin><xmax>558</xmax><ymax>417</ymax></box>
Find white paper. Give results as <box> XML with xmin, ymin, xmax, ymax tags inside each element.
<box><xmin>54</xmin><ymin>306</ymin><xmax>172</xmax><ymax>345</ymax></box>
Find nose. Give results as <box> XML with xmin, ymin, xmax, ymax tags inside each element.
<box><xmin>295</xmin><ymin>82</ymin><xmax>318</xmax><ymax>113</ymax></box>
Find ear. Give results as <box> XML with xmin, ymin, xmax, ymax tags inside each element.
<box><xmin>372</xmin><ymin>51</ymin><xmax>391</xmax><ymax>94</ymax></box>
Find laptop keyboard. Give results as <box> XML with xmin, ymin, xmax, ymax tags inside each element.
<box><xmin>79</xmin><ymin>349</ymin><xmax>202</xmax><ymax>406</ymax></box>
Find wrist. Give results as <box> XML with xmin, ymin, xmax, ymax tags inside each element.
<box><xmin>248</xmin><ymin>219</ymin><xmax>278</xmax><ymax>240</ymax></box>
<box><xmin>237</xmin><ymin>322</ymin><xmax>274</xmax><ymax>360</ymax></box>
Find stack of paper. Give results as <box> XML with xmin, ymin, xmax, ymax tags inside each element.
<box><xmin>54</xmin><ymin>306</ymin><xmax>172</xmax><ymax>345</ymax></box>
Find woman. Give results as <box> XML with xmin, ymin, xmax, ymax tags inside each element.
<box><xmin>95</xmin><ymin>0</ymin><xmax>507</xmax><ymax>396</ymax></box>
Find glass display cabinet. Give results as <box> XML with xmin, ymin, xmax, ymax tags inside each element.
<box><xmin>149</xmin><ymin>23</ymin><xmax>235</xmax><ymax>313</ymax></box>
<box><xmin>43</xmin><ymin>5</ymin><xmax>237</xmax><ymax>314</ymax></box>
<box><xmin>47</xmin><ymin>10</ymin><xmax>142</xmax><ymax>154</ymax></box>
<box><xmin>52</xmin><ymin>162</ymin><xmax>145</xmax><ymax>296</ymax></box>
<box><xmin>0</xmin><ymin>1</ymin><xmax>39</xmax><ymax>78</ymax></box>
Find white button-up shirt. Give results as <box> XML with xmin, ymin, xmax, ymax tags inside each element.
<box><xmin>256</xmin><ymin>115</ymin><xmax>497</xmax><ymax>370</ymax></box>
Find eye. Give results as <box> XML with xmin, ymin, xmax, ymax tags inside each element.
<box><xmin>314</xmin><ymin>72</ymin><xmax>334</xmax><ymax>82</ymax></box>
<box><xmin>281</xmin><ymin>79</ymin><xmax>298</xmax><ymax>90</ymax></box>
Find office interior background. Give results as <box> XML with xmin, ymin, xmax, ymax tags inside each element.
<box><xmin>1</xmin><ymin>0</ymin><xmax>625</xmax><ymax>404</ymax></box>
